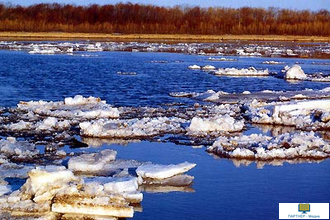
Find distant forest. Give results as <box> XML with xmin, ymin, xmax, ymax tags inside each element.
<box><xmin>0</xmin><ymin>3</ymin><xmax>329</xmax><ymax>35</ymax></box>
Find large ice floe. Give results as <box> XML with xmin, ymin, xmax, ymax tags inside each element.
<box><xmin>207</xmin><ymin>131</ymin><xmax>330</xmax><ymax>160</ymax></box>
<box><xmin>246</xmin><ymin>98</ymin><xmax>330</xmax><ymax>130</ymax></box>
<box><xmin>282</xmin><ymin>65</ymin><xmax>330</xmax><ymax>82</ymax></box>
<box><xmin>187</xmin><ymin>114</ymin><xmax>244</xmax><ymax>135</ymax></box>
<box><xmin>0</xmin><ymin>148</ymin><xmax>196</xmax><ymax>218</ymax></box>
<box><xmin>17</xmin><ymin>95</ymin><xmax>120</xmax><ymax>119</ymax></box>
<box><xmin>212</xmin><ymin>66</ymin><xmax>269</xmax><ymax>76</ymax></box>
<box><xmin>80</xmin><ymin>117</ymin><xmax>186</xmax><ymax>138</ymax></box>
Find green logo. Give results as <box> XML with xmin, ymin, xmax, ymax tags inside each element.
<box><xmin>298</xmin><ymin>203</ymin><xmax>310</xmax><ymax>214</ymax></box>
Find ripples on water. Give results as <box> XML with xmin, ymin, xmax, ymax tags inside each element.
<box><xmin>0</xmin><ymin>50</ymin><xmax>329</xmax><ymax>107</ymax></box>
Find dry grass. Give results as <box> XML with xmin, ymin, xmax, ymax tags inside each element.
<box><xmin>0</xmin><ymin>32</ymin><xmax>329</xmax><ymax>42</ymax></box>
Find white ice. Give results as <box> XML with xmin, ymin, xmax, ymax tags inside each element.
<box><xmin>80</xmin><ymin>117</ymin><xmax>185</xmax><ymax>138</ymax></box>
<box><xmin>208</xmin><ymin>131</ymin><xmax>330</xmax><ymax>159</ymax></box>
<box><xmin>68</xmin><ymin>149</ymin><xmax>117</xmax><ymax>172</ymax></box>
<box><xmin>188</xmin><ymin>65</ymin><xmax>201</xmax><ymax>69</ymax></box>
<box><xmin>248</xmin><ymin>98</ymin><xmax>330</xmax><ymax>129</ymax></box>
<box><xmin>283</xmin><ymin>65</ymin><xmax>307</xmax><ymax>80</ymax></box>
<box><xmin>213</xmin><ymin>66</ymin><xmax>269</xmax><ymax>76</ymax></box>
<box><xmin>136</xmin><ymin>162</ymin><xmax>196</xmax><ymax>179</ymax></box>
<box><xmin>188</xmin><ymin>114</ymin><xmax>244</xmax><ymax>133</ymax></box>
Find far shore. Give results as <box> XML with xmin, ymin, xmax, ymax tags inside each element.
<box><xmin>0</xmin><ymin>32</ymin><xmax>329</xmax><ymax>42</ymax></box>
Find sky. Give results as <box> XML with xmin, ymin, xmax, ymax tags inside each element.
<box><xmin>2</xmin><ymin>0</ymin><xmax>330</xmax><ymax>11</ymax></box>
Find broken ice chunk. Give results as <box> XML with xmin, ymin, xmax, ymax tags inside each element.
<box><xmin>213</xmin><ymin>67</ymin><xmax>269</xmax><ymax>76</ymax></box>
<box><xmin>85</xmin><ymin>177</ymin><xmax>139</xmax><ymax>194</ymax></box>
<box><xmin>60</xmin><ymin>213</ymin><xmax>117</xmax><ymax>220</ymax></box>
<box><xmin>283</xmin><ymin>65</ymin><xmax>307</xmax><ymax>80</ymax></box>
<box><xmin>21</xmin><ymin>166</ymin><xmax>79</xmax><ymax>203</ymax></box>
<box><xmin>188</xmin><ymin>64</ymin><xmax>201</xmax><ymax>70</ymax></box>
<box><xmin>52</xmin><ymin>194</ymin><xmax>134</xmax><ymax>218</ymax></box>
<box><xmin>188</xmin><ymin>114</ymin><xmax>244</xmax><ymax>133</ymax></box>
<box><xmin>136</xmin><ymin>162</ymin><xmax>196</xmax><ymax>180</ymax></box>
<box><xmin>79</xmin><ymin>117</ymin><xmax>185</xmax><ymax>138</ymax></box>
<box><xmin>64</xmin><ymin>95</ymin><xmax>103</xmax><ymax>105</ymax></box>
<box><xmin>0</xmin><ymin>137</ymin><xmax>39</xmax><ymax>161</ymax></box>
<box><xmin>208</xmin><ymin>131</ymin><xmax>330</xmax><ymax>160</ymax></box>
<box><xmin>142</xmin><ymin>174</ymin><xmax>194</xmax><ymax>186</ymax></box>
<box><xmin>68</xmin><ymin>149</ymin><xmax>117</xmax><ymax>172</ymax></box>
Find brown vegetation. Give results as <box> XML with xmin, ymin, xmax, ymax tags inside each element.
<box><xmin>0</xmin><ymin>3</ymin><xmax>329</xmax><ymax>36</ymax></box>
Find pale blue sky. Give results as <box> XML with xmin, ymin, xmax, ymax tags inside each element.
<box><xmin>3</xmin><ymin>0</ymin><xmax>330</xmax><ymax>11</ymax></box>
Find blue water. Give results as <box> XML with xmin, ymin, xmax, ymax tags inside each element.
<box><xmin>67</xmin><ymin>141</ymin><xmax>330</xmax><ymax>220</ymax></box>
<box><xmin>1</xmin><ymin>49</ymin><xmax>330</xmax><ymax>219</ymax></box>
<box><xmin>0</xmin><ymin>50</ymin><xmax>329</xmax><ymax>107</ymax></box>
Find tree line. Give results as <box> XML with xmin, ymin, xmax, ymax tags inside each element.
<box><xmin>0</xmin><ymin>3</ymin><xmax>329</xmax><ymax>35</ymax></box>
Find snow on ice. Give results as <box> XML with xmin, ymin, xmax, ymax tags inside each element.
<box><xmin>80</xmin><ymin>117</ymin><xmax>186</xmax><ymax>138</ymax></box>
<box><xmin>247</xmin><ymin>99</ymin><xmax>330</xmax><ymax>130</ymax></box>
<box><xmin>212</xmin><ymin>67</ymin><xmax>269</xmax><ymax>76</ymax></box>
<box><xmin>208</xmin><ymin>131</ymin><xmax>330</xmax><ymax>160</ymax></box>
<box><xmin>187</xmin><ymin>114</ymin><xmax>244</xmax><ymax>134</ymax></box>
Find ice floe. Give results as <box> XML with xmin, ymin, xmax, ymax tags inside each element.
<box><xmin>281</xmin><ymin>65</ymin><xmax>330</xmax><ymax>82</ymax></box>
<box><xmin>18</xmin><ymin>95</ymin><xmax>120</xmax><ymax>119</ymax></box>
<box><xmin>262</xmin><ymin>61</ymin><xmax>284</xmax><ymax>65</ymax></box>
<box><xmin>207</xmin><ymin>131</ymin><xmax>330</xmax><ymax>160</ymax></box>
<box><xmin>212</xmin><ymin>67</ymin><xmax>269</xmax><ymax>76</ymax></box>
<box><xmin>68</xmin><ymin>149</ymin><xmax>117</xmax><ymax>172</ymax></box>
<box><xmin>202</xmin><ymin>65</ymin><xmax>216</xmax><ymax>70</ymax></box>
<box><xmin>0</xmin><ymin>137</ymin><xmax>39</xmax><ymax>162</ymax></box>
<box><xmin>247</xmin><ymin>99</ymin><xmax>330</xmax><ymax>130</ymax></box>
<box><xmin>188</xmin><ymin>65</ymin><xmax>201</xmax><ymax>70</ymax></box>
<box><xmin>283</xmin><ymin>65</ymin><xmax>307</xmax><ymax>80</ymax></box>
<box><xmin>136</xmin><ymin>162</ymin><xmax>196</xmax><ymax>180</ymax></box>
<box><xmin>208</xmin><ymin>57</ymin><xmax>237</xmax><ymax>61</ymax></box>
<box><xmin>80</xmin><ymin>117</ymin><xmax>186</xmax><ymax>138</ymax></box>
<box><xmin>187</xmin><ymin>114</ymin><xmax>244</xmax><ymax>134</ymax></box>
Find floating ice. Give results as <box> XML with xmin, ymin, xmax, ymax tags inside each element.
<box><xmin>52</xmin><ymin>194</ymin><xmax>133</xmax><ymax>217</ymax></box>
<box><xmin>141</xmin><ymin>174</ymin><xmax>195</xmax><ymax>186</ymax></box>
<box><xmin>283</xmin><ymin>65</ymin><xmax>307</xmax><ymax>80</ymax></box>
<box><xmin>281</xmin><ymin>65</ymin><xmax>330</xmax><ymax>82</ymax></box>
<box><xmin>202</xmin><ymin>65</ymin><xmax>216</xmax><ymax>70</ymax></box>
<box><xmin>213</xmin><ymin>67</ymin><xmax>269</xmax><ymax>76</ymax></box>
<box><xmin>208</xmin><ymin>131</ymin><xmax>330</xmax><ymax>160</ymax></box>
<box><xmin>208</xmin><ymin>57</ymin><xmax>237</xmax><ymax>61</ymax></box>
<box><xmin>262</xmin><ymin>61</ymin><xmax>284</xmax><ymax>65</ymax></box>
<box><xmin>80</xmin><ymin>117</ymin><xmax>185</xmax><ymax>138</ymax></box>
<box><xmin>248</xmin><ymin>99</ymin><xmax>330</xmax><ymax>130</ymax></box>
<box><xmin>117</xmin><ymin>71</ymin><xmax>137</xmax><ymax>75</ymax></box>
<box><xmin>188</xmin><ymin>114</ymin><xmax>244</xmax><ymax>133</ymax></box>
<box><xmin>18</xmin><ymin>95</ymin><xmax>119</xmax><ymax>119</ymax></box>
<box><xmin>188</xmin><ymin>65</ymin><xmax>201</xmax><ymax>70</ymax></box>
<box><xmin>0</xmin><ymin>137</ymin><xmax>39</xmax><ymax>160</ymax></box>
<box><xmin>68</xmin><ymin>149</ymin><xmax>117</xmax><ymax>172</ymax></box>
<box><xmin>136</xmin><ymin>162</ymin><xmax>196</xmax><ymax>180</ymax></box>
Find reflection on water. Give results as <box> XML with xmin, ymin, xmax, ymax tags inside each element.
<box><xmin>229</xmin><ymin>158</ymin><xmax>327</xmax><ymax>169</ymax></box>
<box><xmin>1</xmin><ymin>50</ymin><xmax>330</xmax><ymax>107</ymax></box>
<box><xmin>100</xmin><ymin>141</ymin><xmax>330</xmax><ymax>220</ymax></box>
<box><xmin>139</xmin><ymin>185</ymin><xmax>195</xmax><ymax>193</ymax></box>
<box><xmin>82</xmin><ymin>137</ymin><xmax>141</xmax><ymax>147</ymax></box>
<box><xmin>252</xmin><ymin>124</ymin><xmax>297</xmax><ymax>136</ymax></box>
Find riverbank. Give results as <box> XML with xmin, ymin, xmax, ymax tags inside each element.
<box><xmin>0</xmin><ymin>32</ymin><xmax>329</xmax><ymax>42</ymax></box>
